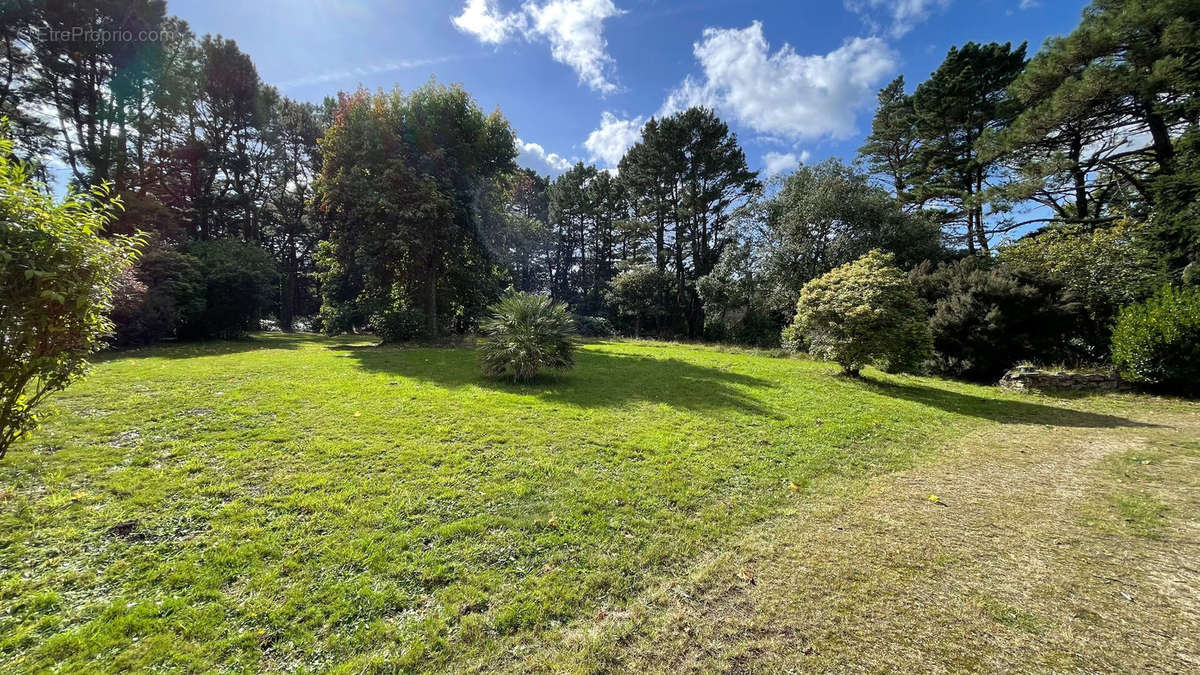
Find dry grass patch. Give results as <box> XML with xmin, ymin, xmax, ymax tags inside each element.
<box><xmin>531</xmin><ymin>404</ymin><xmax>1200</xmax><ymax>673</ymax></box>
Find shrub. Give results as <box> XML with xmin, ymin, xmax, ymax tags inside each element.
<box><xmin>779</xmin><ymin>322</ymin><xmax>805</xmax><ymax>352</ymax></box>
<box><xmin>1000</xmin><ymin>220</ymin><xmax>1166</xmax><ymax>357</ymax></box>
<box><xmin>910</xmin><ymin>257</ymin><xmax>1078</xmax><ymax>381</ymax></box>
<box><xmin>479</xmin><ymin>292</ymin><xmax>578</xmax><ymax>381</ymax></box>
<box><xmin>109</xmin><ymin>267</ymin><xmax>158</xmax><ymax>349</ymax></box>
<box><xmin>138</xmin><ymin>247</ymin><xmax>206</xmax><ymax>327</ymax></box>
<box><xmin>181</xmin><ymin>239</ymin><xmax>278</xmax><ymax>339</ymax></box>
<box><xmin>1111</xmin><ymin>285</ymin><xmax>1200</xmax><ymax>394</ymax></box>
<box><xmin>109</xmin><ymin>246</ymin><xmax>205</xmax><ymax>348</ymax></box>
<box><xmin>573</xmin><ymin>314</ymin><xmax>615</xmax><ymax>338</ymax></box>
<box><xmin>785</xmin><ymin>250</ymin><xmax>930</xmax><ymax>376</ymax></box>
<box><xmin>369</xmin><ymin>301</ymin><xmax>427</xmax><ymax>343</ymax></box>
<box><xmin>609</xmin><ymin>265</ymin><xmax>674</xmax><ymax>337</ymax></box>
<box><xmin>697</xmin><ymin>242</ymin><xmax>785</xmax><ymax>348</ymax></box>
<box><xmin>0</xmin><ymin>134</ymin><xmax>141</xmax><ymax>458</ymax></box>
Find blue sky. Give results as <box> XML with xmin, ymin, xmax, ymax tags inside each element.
<box><xmin>169</xmin><ymin>0</ymin><xmax>1091</xmax><ymax>178</ymax></box>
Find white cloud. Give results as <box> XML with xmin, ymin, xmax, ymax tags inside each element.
<box><xmin>657</xmin><ymin>76</ymin><xmax>718</xmax><ymax>118</ymax></box>
<box><xmin>452</xmin><ymin>0</ymin><xmax>525</xmax><ymax>43</ymax></box>
<box><xmin>1018</xmin><ymin>0</ymin><xmax>1039</xmax><ymax>9</ymax></box>
<box><xmin>845</xmin><ymin>0</ymin><xmax>952</xmax><ymax>38</ymax></box>
<box><xmin>516</xmin><ymin>137</ymin><xmax>573</xmax><ymax>172</ymax></box>
<box><xmin>277</xmin><ymin>56</ymin><xmax>460</xmax><ymax>88</ymax></box>
<box><xmin>763</xmin><ymin>150</ymin><xmax>810</xmax><ymax>176</ymax></box>
<box><xmin>583</xmin><ymin>111</ymin><xmax>644</xmax><ymax>168</ymax></box>
<box><xmin>526</xmin><ymin>0</ymin><xmax>623</xmax><ymax>94</ymax></box>
<box><xmin>662</xmin><ymin>21</ymin><xmax>897</xmax><ymax>141</ymax></box>
<box><xmin>451</xmin><ymin>0</ymin><xmax>623</xmax><ymax>94</ymax></box>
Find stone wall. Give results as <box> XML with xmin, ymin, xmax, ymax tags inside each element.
<box><xmin>999</xmin><ymin>366</ymin><xmax>1132</xmax><ymax>393</ymax></box>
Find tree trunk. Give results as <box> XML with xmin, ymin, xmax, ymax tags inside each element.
<box><xmin>425</xmin><ymin>268</ymin><xmax>438</xmax><ymax>340</ymax></box>
<box><xmin>1069</xmin><ymin>131</ymin><xmax>1089</xmax><ymax>222</ymax></box>
<box><xmin>1141</xmin><ymin>99</ymin><xmax>1175</xmax><ymax>172</ymax></box>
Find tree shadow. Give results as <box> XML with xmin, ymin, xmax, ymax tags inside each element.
<box><xmin>341</xmin><ymin>344</ymin><xmax>779</xmax><ymax>417</ymax></box>
<box><xmin>858</xmin><ymin>376</ymin><xmax>1157</xmax><ymax>428</ymax></box>
<box><xmin>95</xmin><ymin>333</ymin><xmax>314</xmax><ymax>362</ymax></box>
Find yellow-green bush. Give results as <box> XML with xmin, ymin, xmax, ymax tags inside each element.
<box><xmin>785</xmin><ymin>250</ymin><xmax>930</xmax><ymax>376</ymax></box>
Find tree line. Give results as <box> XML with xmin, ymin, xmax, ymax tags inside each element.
<box><xmin>2</xmin><ymin>0</ymin><xmax>1197</xmax><ymax>383</ymax></box>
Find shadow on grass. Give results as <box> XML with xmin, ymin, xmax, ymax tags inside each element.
<box><xmin>342</xmin><ymin>344</ymin><xmax>778</xmax><ymax>417</ymax></box>
<box><xmin>95</xmin><ymin>333</ymin><xmax>315</xmax><ymax>362</ymax></box>
<box><xmin>859</xmin><ymin>376</ymin><xmax>1156</xmax><ymax>428</ymax></box>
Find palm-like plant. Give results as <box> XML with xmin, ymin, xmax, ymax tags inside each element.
<box><xmin>479</xmin><ymin>292</ymin><xmax>578</xmax><ymax>381</ymax></box>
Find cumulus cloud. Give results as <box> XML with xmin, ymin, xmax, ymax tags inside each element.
<box><xmin>516</xmin><ymin>137</ymin><xmax>573</xmax><ymax>172</ymax></box>
<box><xmin>845</xmin><ymin>0</ymin><xmax>952</xmax><ymax>38</ymax></box>
<box><xmin>763</xmin><ymin>150</ymin><xmax>811</xmax><ymax>176</ymax></box>
<box><xmin>661</xmin><ymin>21</ymin><xmax>897</xmax><ymax>141</ymax></box>
<box><xmin>1018</xmin><ymin>0</ymin><xmax>1039</xmax><ymax>9</ymax></box>
<box><xmin>452</xmin><ymin>0</ymin><xmax>525</xmax><ymax>43</ymax></box>
<box><xmin>451</xmin><ymin>0</ymin><xmax>623</xmax><ymax>94</ymax></box>
<box><xmin>583</xmin><ymin>111</ymin><xmax>645</xmax><ymax>168</ymax></box>
<box><xmin>657</xmin><ymin>76</ymin><xmax>718</xmax><ymax>118</ymax></box>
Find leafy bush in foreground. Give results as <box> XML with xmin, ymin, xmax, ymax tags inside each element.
<box><xmin>786</xmin><ymin>250</ymin><xmax>930</xmax><ymax>376</ymax></box>
<box><xmin>479</xmin><ymin>292</ymin><xmax>578</xmax><ymax>381</ymax></box>
<box><xmin>1111</xmin><ymin>285</ymin><xmax>1200</xmax><ymax>394</ymax></box>
<box><xmin>0</xmin><ymin>134</ymin><xmax>141</xmax><ymax>458</ymax></box>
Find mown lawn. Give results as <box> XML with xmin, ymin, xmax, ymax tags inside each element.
<box><xmin>0</xmin><ymin>334</ymin><xmax>1153</xmax><ymax>672</ymax></box>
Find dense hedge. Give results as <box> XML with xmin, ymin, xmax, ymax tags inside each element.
<box><xmin>1112</xmin><ymin>285</ymin><xmax>1200</xmax><ymax>394</ymax></box>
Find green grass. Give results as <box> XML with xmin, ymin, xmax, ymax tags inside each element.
<box><xmin>0</xmin><ymin>334</ymin><xmax>1153</xmax><ymax>672</ymax></box>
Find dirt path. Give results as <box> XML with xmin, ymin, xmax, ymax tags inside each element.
<box><xmin>531</xmin><ymin>401</ymin><xmax>1200</xmax><ymax>673</ymax></box>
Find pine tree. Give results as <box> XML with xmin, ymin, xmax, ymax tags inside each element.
<box><xmin>911</xmin><ymin>42</ymin><xmax>1027</xmax><ymax>253</ymax></box>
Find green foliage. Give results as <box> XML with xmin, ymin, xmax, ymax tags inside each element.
<box><xmin>1000</xmin><ymin>0</ymin><xmax>1200</xmax><ymax>266</ymax></box>
<box><xmin>910</xmin><ymin>41</ymin><xmax>1027</xmax><ymax>252</ymax></box>
<box><xmin>697</xmin><ymin>241</ymin><xmax>781</xmax><ymax>347</ymax></box>
<box><xmin>572</xmin><ymin>314</ymin><xmax>616</xmax><ymax>338</ymax></box>
<box><xmin>617</xmin><ymin>107</ymin><xmax>761</xmax><ymax>337</ymax></box>
<box><xmin>753</xmin><ymin>159</ymin><xmax>944</xmax><ymax>310</ymax></box>
<box><xmin>911</xmin><ymin>256</ymin><xmax>1077</xmax><ymax>381</ymax></box>
<box><xmin>608</xmin><ymin>265</ymin><xmax>674</xmax><ymax>337</ymax></box>
<box><xmin>0</xmin><ymin>134</ymin><xmax>141</xmax><ymax>458</ymax></box>
<box><xmin>858</xmin><ymin>76</ymin><xmax>919</xmax><ymax>200</ymax></box>
<box><xmin>110</xmin><ymin>245</ymin><xmax>206</xmax><ymax>348</ymax></box>
<box><xmin>109</xmin><ymin>266</ymin><xmax>158</xmax><ymax>349</ymax></box>
<box><xmin>181</xmin><ymin>239</ymin><xmax>278</xmax><ymax>340</ymax></box>
<box><xmin>316</xmin><ymin>82</ymin><xmax>518</xmax><ymax>341</ymax></box>
<box><xmin>786</xmin><ymin>250</ymin><xmax>931</xmax><ymax>376</ymax></box>
<box><xmin>1000</xmin><ymin>220</ymin><xmax>1167</xmax><ymax>355</ymax></box>
<box><xmin>1111</xmin><ymin>285</ymin><xmax>1200</xmax><ymax>394</ymax></box>
<box><xmin>478</xmin><ymin>292</ymin><xmax>578</xmax><ymax>381</ymax></box>
<box><xmin>368</xmin><ymin>300</ymin><xmax>427</xmax><ymax>343</ymax></box>
<box><xmin>1152</xmin><ymin>128</ymin><xmax>1200</xmax><ymax>274</ymax></box>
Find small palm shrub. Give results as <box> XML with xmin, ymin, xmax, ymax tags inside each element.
<box><xmin>785</xmin><ymin>250</ymin><xmax>930</xmax><ymax>376</ymax></box>
<box><xmin>479</xmin><ymin>292</ymin><xmax>578</xmax><ymax>381</ymax></box>
<box><xmin>1111</xmin><ymin>285</ymin><xmax>1200</xmax><ymax>394</ymax></box>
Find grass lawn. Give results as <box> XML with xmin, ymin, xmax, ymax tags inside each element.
<box><xmin>0</xmin><ymin>334</ymin><xmax>1194</xmax><ymax>672</ymax></box>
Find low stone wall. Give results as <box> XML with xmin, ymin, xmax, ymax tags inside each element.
<box><xmin>999</xmin><ymin>366</ymin><xmax>1132</xmax><ymax>393</ymax></box>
